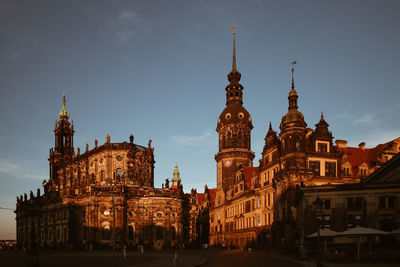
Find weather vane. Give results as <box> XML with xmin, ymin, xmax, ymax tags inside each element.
<box><xmin>231</xmin><ymin>23</ymin><xmax>237</xmax><ymax>34</ymax></box>
<box><xmin>291</xmin><ymin>61</ymin><xmax>297</xmax><ymax>70</ymax></box>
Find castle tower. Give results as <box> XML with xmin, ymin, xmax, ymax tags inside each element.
<box><xmin>279</xmin><ymin>62</ymin><xmax>307</xmax><ymax>170</ymax></box>
<box><xmin>49</xmin><ymin>94</ymin><xmax>74</xmax><ymax>181</ymax></box>
<box><xmin>215</xmin><ymin>27</ymin><xmax>255</xmax><ymax>206</ymax></box>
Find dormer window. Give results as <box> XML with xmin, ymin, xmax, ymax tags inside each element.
<box><xmin>360</xmin><ymin>168</ymin><xmax>367</xmax><ymax>176</ymax></box>
<box><xmin>317</xmin><ymin>142</ymin><xmax>328</xmax><ymax>152</ymax></box>
<box><xmin>342</xmin><ymin>167</ymin><xmax>351</xmax><ymax>176</ymax></box>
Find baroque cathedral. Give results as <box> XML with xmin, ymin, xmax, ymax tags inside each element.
<box><xmin>15</xmin><ymin>95</ymin><xmax>206</xmax><ymax>250</ymax></box>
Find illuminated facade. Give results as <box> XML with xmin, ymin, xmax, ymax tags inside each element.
<box><xmin>209</xmin><ymin>31</ymin><xmax>400</xmax><ymax>248</ymax></box>
<box><xmin>15</xmin><ymin>95</ymin><xmax>185</xmax><ymax>250</ymax></box>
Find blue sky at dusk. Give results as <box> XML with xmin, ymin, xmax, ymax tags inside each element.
<box><xmin>1</xmin><ymin>0</ymin><xmax>400</xmax><ymax>239</ymax></box>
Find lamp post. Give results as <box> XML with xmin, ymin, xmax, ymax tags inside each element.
<box><xmin>312</xmin><ymin>195</ymin><xmax>323</xmax><ymax>267</ymax></box>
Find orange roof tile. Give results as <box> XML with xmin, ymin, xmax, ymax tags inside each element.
<box><xmin>243</xmin><ymin>166</ymin><xmax>259</xmax><ymax>189</ymax></box>
<box><xmin>197</xmin><ymin>193</ymin><xmax>204</xmax><ymax>204</ymax></box>
<box><xmin>337</xmin><ymin>141</ymin><xmax>390</xmax><ymax>176</ymax></box>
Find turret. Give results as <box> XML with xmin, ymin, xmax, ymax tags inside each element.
<box><xmin>49</xmin><ymin>94</ymin><xmax>74</xmax><ymax>182</ymax></box>
<box><xmin>171</xmin><ymin>163</ymin><xmax>181</xmax><ymax>187</ymax></box>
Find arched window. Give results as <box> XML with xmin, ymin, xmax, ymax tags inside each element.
<box><xmin>102</xmin><ymin>223</ymin><xmax>111</xmax><ymax>240</ymax></box>
<box><xmin>156</xmin><ymin>226</ymin><xmax>164</xmax><ymax>240</ymax></box>
<box><xmin>295</xmin><ymin>137</ymin><xmax>301</xmax><ymax>152</ymax></box>
<box><xmin>171</xmin><ymin>227</ymin><xmax>176</xmax><ymax>240</ymax></box>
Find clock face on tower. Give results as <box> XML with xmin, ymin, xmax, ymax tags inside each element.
<box><xmin>224</xmin><ymin>159</ymin><xmax>232</xmax><ymax>167</ymax></box>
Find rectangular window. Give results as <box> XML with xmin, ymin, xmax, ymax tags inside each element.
<box><xmin>325</xmin><ymin>162</ymin><xmax>336</xmax><ymax>177</ymax></box>
<box><xmin>245</xmin><ymin>201</ymin><xmax>251</xmax><ymax>213</ymax></box>
<box><xmin>324</xmin><ymin>199</ymin><xmax>331</xmax><ymax>210</ymax></box>
<box><xmin>317</xmin><ymin>143</ymin><xmax>328</xmax><ymax>152</ymax></box>
<box><xmin>347</xmin><ymin>197</ymin><xmax>363</xmax><ymax>210</ymax></box>
<box><xmin>309</xmin><ymin>161</ymin><xmax>320</xmax><ymax>176</ymax></box>
<box><xmin>267</xmin><ymin>194</ymin><xmax>271</xmax><ymax>207</ymax></box>
<box><xmin>347</xmin><ymin>198</ymin><xmax>354</xmax><ymax>209</ymax></box>
<box><xmin>379</xmin><ymin>197</ymin><xmax>386</xmax><ymax>209</ymax></box>
<box><xmin>388</xmin><ymin>196</ymin><xmax>396</xmax><ymax>208</ymax></box>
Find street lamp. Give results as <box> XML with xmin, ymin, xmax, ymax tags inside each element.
<box><xmin>312</xmin><ymin>195</ymin><xmax>323</xmax><ymax>267</ymax></box>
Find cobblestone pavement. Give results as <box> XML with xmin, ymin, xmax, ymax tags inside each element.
<box><xmin>1</xmin><ymin>249</ymin><xmax>397</xmax><ymax>267</ymax></box>
<box><xmin>199</xmin><ymin>248</ymin><xmax>302</xmax><ymax>267</ymax></box>
<box><xmin>0</xmin><ymin>249</ymin><xmax>206</xmax><ymax>267</ymax></box>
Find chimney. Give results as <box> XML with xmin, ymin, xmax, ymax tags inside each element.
<box><xmin>335</xmin><ymin>140</ymin><xmax>347</xmax><ymax>148</ymax></box>
<box><xmin>358</xmin><ymin>142</ymin><xmax>366</xmax><ymax>150</ymax></box>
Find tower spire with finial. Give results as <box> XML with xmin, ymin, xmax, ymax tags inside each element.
<box><xmin>288</xmin><ymin>61</ymin><xmax>299</xmax><ymax>110</ymax></box>
<box><xmin>291</xmin><ymin>61</ymin><xmax>296</xmax><ymax>90</ymax></box>
<box><xmin>232</xmin><ymin>24</ymin><xmax>237</xmax><ymax>71</ymax></box>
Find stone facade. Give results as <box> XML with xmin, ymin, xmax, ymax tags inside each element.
<box><xmin>15</xmin><ymin>95</ymin><xmax>185</xmax><ymax>250</ymax></box>
<box><xmin>296</xmin><ymin>152</ymin><xmax>400</xmax><ymax>249</ymax></box>
<box><xmin>209</xmin><ymin>32</ymin><xmax>400</xmax><ymax>249</ymax></box>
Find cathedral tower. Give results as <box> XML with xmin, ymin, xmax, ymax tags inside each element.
<box><xmin>215</xmin><ymin>27</ymin><xmax>255</xmax><ymax>206</ymax></box>
<box><xmin>171</xmin><ymin>163</ymin><xmax>181</xmax><ymax>187</ymax></box>
<box><xmin>49</xmin><ymin>94</ymin><xmax>74</xmax><ymax>182</ymax></box>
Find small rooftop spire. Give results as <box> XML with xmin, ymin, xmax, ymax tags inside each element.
<box><xmin>321</xmin><ymin>111</ymin><xmax>324</xmax><ymax>121</ymax></box>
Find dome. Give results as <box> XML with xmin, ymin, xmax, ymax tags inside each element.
<box><xmin>289</xmin><ymin>88</ymin><xmax>297</xmax><ymax>97</ymax></box>
<box><xmin>217</xmin><ymin>103</ymin><xmax>253</xmax><ymax>130</ymax></box>
<box><xmin>281</xmin><ymin>109</ymin><xmax>304</xmax><ymax>124</ymax></box>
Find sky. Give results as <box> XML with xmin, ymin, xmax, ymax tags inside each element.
<box><xmin>0</xmin><ymin>0</ymin><xmax>400</xmax><ymax>239</ymax></box>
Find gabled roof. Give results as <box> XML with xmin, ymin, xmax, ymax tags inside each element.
<box><xmin>243</xmin><ymin>166</ymin><xmax>259</xmax><ymax>189</ymax></box>
<box><xmin>337</xmin><ymin>140</ymin><xmax>394</xmax><ymax>175</ymax></box>
<box><xmin>197</xmin><ymin>193</ymin><xmax>204</xmax><ymax>204</ymax></box>
<box><xmin>197</xmin><ymin>188</ymin><xmax>216</xmax><ymax>205</ymax></box>
<box><xmin>363</xmin><ymin>152</ymin><xmax>400</xmax><ymax>185</ymax></box>
<box><xmin>208</xmin><ymin>188</ymin><xmax>216</xmax><ymax>204</ymax></box>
